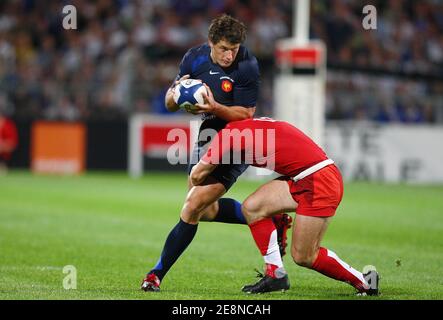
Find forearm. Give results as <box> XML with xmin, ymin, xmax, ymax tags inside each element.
<box><xmin>211</xmin><ymin>103</ymin><xmax>255</xmax><ymax>122</ymax></box>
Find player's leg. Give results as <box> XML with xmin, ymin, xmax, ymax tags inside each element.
<box><xmin>180</xmin><ymin>177</ymin><xmax>226</xmax><ymax>224</ymax></box>
<box><xmin>290</xmin><ymin>165</ymin><xmax>379</xmax><ymax>295</ymax></box>
<box><xmin>186</xmin><ymin>175</ymin><xmax>244</xmax><ymax>225</ymax></box>
<box><xmin>199</xmin><ymin>163</ymin><xmax>248</xmax><ymax>224</ymax></box>
<box><xmin>182</xmin><ymin>143</ymin><xmax>247</xmax><ymax>224</ymax></box>
<box><xmin>198</xmin><ymin>163</ymin><xmax>292</xmax><ymax>257</ymax></box>
<box><xmin>291</xmin><ymin>214</ymin><xmax>373</xmax><ymax>294</ymax></box>
<box><xmin>142</xmin><ymin>176</ymin><xmax>226</xmax><ymax>291</ymax></box>
<box><xmin>240</xmin><ymin>179</ymin><xmax>296</xmax><ymax>293</ymax></box>
<box><xmin>142</xmin><ymin>154</ymin><xmax>247</xmax><ymax>291</ymax></box>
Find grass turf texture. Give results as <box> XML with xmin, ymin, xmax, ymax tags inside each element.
<box><xmin>0</xmin><ymin>171</ymin><xmax>442</xmax><ymax>300</ymax></box>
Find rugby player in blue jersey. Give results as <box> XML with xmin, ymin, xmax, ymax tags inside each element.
<box><xmin>141</xmin><ymin>14</ymin><xmax>292</xmax><ymax>292</ymax></box>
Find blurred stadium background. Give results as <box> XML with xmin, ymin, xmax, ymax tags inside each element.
<box><xmin>0</xmin><ymin>0</ymin><xmax>442</xmax><ymax>300</ymax></box>
<box><xmin>1</xmin><ymin>0</ymin><xmax>443</xmax><ymax>178</ymax></box>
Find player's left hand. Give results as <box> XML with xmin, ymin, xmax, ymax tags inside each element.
<box><xmin>194</xmin><ymin>84</ymin><xmax>219</xmax><ymax>114</ymax></box>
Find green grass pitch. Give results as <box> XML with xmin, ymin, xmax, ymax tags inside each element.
<box><xmin>0</xmin><ymin>171</ymin><xmax>442</xmax><ymax>300</ymax></box>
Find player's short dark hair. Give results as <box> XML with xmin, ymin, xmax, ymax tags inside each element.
<box><xmin>208</xmin><ymin>14</ymin><xmax>246</xmax><ymax>45</ymax></box>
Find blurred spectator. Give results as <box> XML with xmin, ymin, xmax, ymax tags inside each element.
<box><xmin>327</xmin><ymin>70</ymin><xmax>439</xmax><ymax>124</ymax></box>
<box><xmin>374</xmin><ymin>104</ymin><xmax>398</xmax><ymax>123</ymax></box>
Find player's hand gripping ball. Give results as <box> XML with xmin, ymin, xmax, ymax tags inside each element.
<box><xmin>173</xmin><ymin>79</ymin><xmax>208</xmax><ymax>112</ymax></box>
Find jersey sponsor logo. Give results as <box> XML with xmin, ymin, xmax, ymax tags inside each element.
<box><xmin>220</xmin><ymin>76</ymin><xmax>234</xmax><ymax>82</ymax></box>
<box><xmin>209</xmin><ymin>70</ymin><xmax>220</xmax><ymax>75</ymax></box>
<box><xmin>221</xmin><ymin>80</ymin><xmax>233</xmax><ymax>92</ymax></box>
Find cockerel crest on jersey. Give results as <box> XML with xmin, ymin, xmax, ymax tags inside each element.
<box><xmin>221</xmin><ymin>80</ymin><xmax>233</xmax><ymax>92</ymax></box>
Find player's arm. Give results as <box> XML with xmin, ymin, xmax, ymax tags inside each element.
<box><xmin>190</xmin><ymin>128</ymin><xmax>234</xmax><ymax>186</ymax></box>
<box><xmin>194</xmin><ymin>84</ymin><xmax>255</xmax><ymax>121</ymax></box>
<box><xmin>190</xmin><ymin>160</ymin><xmax>218</xmax><ymax>186</ymax></box>
<box><xmin>213</xmin><ymin>105</ymin><xmax>255</xmax><ymax>121</ymax></box>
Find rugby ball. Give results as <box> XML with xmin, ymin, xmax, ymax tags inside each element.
<box><xmin>173</xmin><ymin>79</ymin><xmax>207</xmax><ymax>111</ymax></box>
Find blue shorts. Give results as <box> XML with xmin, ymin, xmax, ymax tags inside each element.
<box><xmin>188</xmin><ymin>140</ymin><xmax>249</xmax><ymax>191</ymax></box>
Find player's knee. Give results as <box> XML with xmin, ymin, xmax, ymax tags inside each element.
<box><xmin>291</xmin><ymin>247</ymin><xmax>315</xmax><ymax>268</ymax></box>
<box><xmin>181</xmin><ymin>198</ymin><xmax>206</xmax><ymax>221</ymax></box>
<box><xmin>241</xmin><ymin>198</ymin><xmax>261</xmax><ymax>220</ymax></box>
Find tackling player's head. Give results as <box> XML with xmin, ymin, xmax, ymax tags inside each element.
<box><xmin>208</xmin><ymin>14</ymin><xmax>246</xmax><ymax>68</ymax></box>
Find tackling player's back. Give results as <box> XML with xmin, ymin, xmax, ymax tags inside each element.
<box><xmin>202</xmin><ymin>117</ymin><xmax>329</xmax><ymax>177</ymax></box>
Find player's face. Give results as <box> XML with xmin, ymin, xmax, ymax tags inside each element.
<box><xmin>209</xmin><ymin>39</ymin><xmax>240</xmax><ymax>68</ymax></box>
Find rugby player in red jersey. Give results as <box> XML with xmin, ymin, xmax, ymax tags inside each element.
<box><xmin>191</xmin><ymin>117</ymin><xmax>380</xmax><ymax>295</ymax></box>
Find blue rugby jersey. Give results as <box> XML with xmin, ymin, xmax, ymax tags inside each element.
<box><xmin>173</xmin><ymin>43</ymin><xmax>260</xmax><ymax>132</ymax></box>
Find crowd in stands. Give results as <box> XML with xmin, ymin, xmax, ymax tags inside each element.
<box><xmin>0</xmin><ymin>0</ymin><xmax>441</xmax><ymax>123</ymax></box>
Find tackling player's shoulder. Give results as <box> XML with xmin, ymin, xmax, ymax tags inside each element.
<box><xmin>225</xmin><ymin>118</ymin><xmax>256</xmax><ymax>130</ymax></box>
<box><xmin>227</xmin><ymin>117</ymin><xmax>285</xmax><ymax>131</ymax></box>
